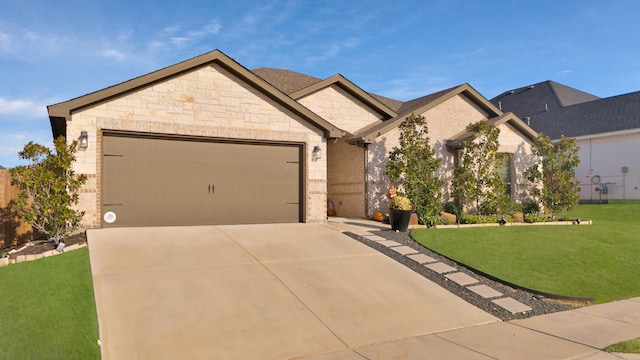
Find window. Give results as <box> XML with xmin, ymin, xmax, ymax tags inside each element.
<box><xmin>498</xmin><ymin>153</ymin><xmax>513</xmax><ymax>197</ymax></box>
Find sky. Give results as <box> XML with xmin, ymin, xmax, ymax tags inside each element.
<box><xmin>1</xmin><ymin>0</ymin><xmax>639</xmax><ymax>167</ymax></box>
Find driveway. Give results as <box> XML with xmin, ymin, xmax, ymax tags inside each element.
<box><xmin>87</xmin><ymin>223</ymin><xmax>498</xmax><ymax>359</ymax></box>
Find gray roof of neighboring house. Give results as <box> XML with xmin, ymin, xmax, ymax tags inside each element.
<box><xmin>490</xmin><ymin>80</ymin><xmax>600</xmax><ymax>118</ymax></box>
<box><xmin>491</xmin><ymin>80</ymin><xmax>640</xmax><ymax>139</ymax></box>
<box><xmin>524</xmin><ymin>90</ymin><xmax>640</xmax><ymax>139</ymax></box>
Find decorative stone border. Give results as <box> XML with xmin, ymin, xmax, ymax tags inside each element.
<box><xmin>0</xmin><ymin>243</ymin><xmax>87</xmax><ymax>268</ymax></box>
<box><xmin>410</xmin><ymin>219</ymin><xmax>592</xmax><ymax>230</ymax></box>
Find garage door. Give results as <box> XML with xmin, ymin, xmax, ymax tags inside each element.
<box><xmin>101</xmin><ymin>134</ymin><xmax>302</xmax><ymax>227</ymax></box>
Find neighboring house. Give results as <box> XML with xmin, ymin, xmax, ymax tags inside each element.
<box><xmin>491</xmin><ymin>81</ymin><xmax>640</xmax><ymax>202</ymax></box>
<box><xmin>48</xmin><ymin>49</ymin><xmax>539</xmax><ymax>229</ymax></box>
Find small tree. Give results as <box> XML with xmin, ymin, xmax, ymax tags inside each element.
<box><xmin>525</xmin><ymin>134</ymin><xmax>580</xmax><ymax>217</ymax></box>
<box><xmin>10</xmin><ymin>137</ymin><xmax>87</xmax><ymax>245</ymax></box>
<box><xmin>452</xmin><ymin>121</ymin><xmax>509</xmax><ymax>214</ymax></box>
<box><xmin>385</xmin><ymin>113</ymin><xmax>443</xmax><ymax>224</ymax></box>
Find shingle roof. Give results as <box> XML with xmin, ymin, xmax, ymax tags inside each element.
<box><xmin>526</xmin><ymin>90</ymin><xmax>640</xmax><ymax>139</ymax></box>
<box><xmin>350</xmin><ymin>83</ymin><xmax>507</xmax><ymax>143</ymax></box>
<box><xmin>491</xmin><ymin>80</ymin><xmax>599</xmax><ymax>118</ymax></box>
<box><xmin>252</xmin><ymin>68</ymin><xmax>398</xmax><ymax>118</ymax></box>
<box><xmin>251</xmin><ymin>68</ymin><xmax>323</xmax><ymax>95</ymax></box>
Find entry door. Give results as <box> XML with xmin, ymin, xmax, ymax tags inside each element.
<box><xmin>101</xmin><ymin>135</ymin><xmax>302</xmax><ymax>227</ymax></box>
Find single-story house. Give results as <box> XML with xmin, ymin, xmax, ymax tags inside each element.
<box><xmin>491</xmin><ymin>81</ymin><xmax>640</xmax><ymax>202</ymax></box>
<box><xmin>48</xmin><ymin>49</ymin><xmax>539</xmax><ymax>228</ymax></box>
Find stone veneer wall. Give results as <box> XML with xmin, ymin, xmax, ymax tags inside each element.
<box><xmin>298</xmin><ymin>84</ymin><xmax>387</xmax><ymax>218</ymax></box>
<box><xmin>364</xmin><ymin>94</ymin><xmax>529</xmax><ymax>216</ymax></box>
<box><xmin>67</xmin><ymin>64</ymin><xmax>327</xmax><ymax>227</ymax></box>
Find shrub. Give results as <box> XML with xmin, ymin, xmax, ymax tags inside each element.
<box><xmin>389</xmin><ymin>195</ymin><xmax>412</xmax><ymax>211</ymax></box>
<box><xmin>522</xmin><ymin>200</ymin><xmax>541</xmax><ymax>214</ymax></box>
<box><xmin>443</xmin><ymin>201</ymin><xmax>461</xmax><ymax>215</ymax></box>
<box><xmin>460</xmin><ymin>214</ymin><xmax>500</xmax><ymax>224</ymax></box>
<box><xmin>524</xmin><ymin>213</ymin><xmax>547</xmax><ymax>223</ymax></box>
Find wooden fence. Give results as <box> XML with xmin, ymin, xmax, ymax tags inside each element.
<box><xmin>0</xmin><ymin>167</ymin><xmax>34</xmax><ymax>249</ymax></box>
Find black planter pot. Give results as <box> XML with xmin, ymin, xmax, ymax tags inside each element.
<box><xmin>390</xmin><ymin>209</ymin><xmax>412</xmax><ymax>232</ymax></box>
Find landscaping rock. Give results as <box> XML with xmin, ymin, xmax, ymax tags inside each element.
<box><xmin>440</xmin><ymin>211</ymin><xmax>457</xmax><ymax>223</ymax></box>
<box><xmin>0</xmin><ymin>257</ymin><xmax>9</xmax><ymax>267</ymax></box>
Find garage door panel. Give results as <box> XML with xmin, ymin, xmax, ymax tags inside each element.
<box><xmin>102</xmin><ymin>135</ymin><xmax>302</xmax><ymax>227</ymax></box>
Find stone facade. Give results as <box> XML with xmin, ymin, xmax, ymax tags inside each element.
<box><xmin>68</xmin><ymin>64</ymin><xmax>326</xmax><ymax>227</ymax></box>
<box><xmin>52</xmin><ymin>51</ymin><xmax>540</xmax><ymax>228</ymax></box>
<box><xmin>298</xmin><ymin>85</ymin><xmax>386</xmax><ymax>218</ymax></box>
<box><xmin>366</xmin><ymin>94</ymin><xmax>537</xmax><ymax>216</ymax></box>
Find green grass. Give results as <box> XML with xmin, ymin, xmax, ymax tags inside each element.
<box><xmin>0</xmin><ymin>248</ymin><xmax>100</xmax><ymax>359</ymax></box>
<box><xmin>605</xmin><ymin>338</ymin><xmax>640</xmax><ymax>353</ymax></box>
<box><xmin>412</xmin><ymin>203</ymin><xmax>640</xmax><ymax>303</ymax></box>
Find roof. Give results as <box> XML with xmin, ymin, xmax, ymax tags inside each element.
<box><xmin>252</xmin><ymin>68</ymin><xmax>398</xmax><ymax>119</ymax></box>
<box><xmin>252</xmin><ymin>68</ymin><xmax>323</xmax><ymax>95</ymax></box>
<box><xmin>524</xmin><ymin>90</ymin><xmax>640</xmax><ymax>139</ymax></box>
<box><xmin>350</xmin><ymin>83</ymin><xmax>504</xmax><ymax>143</ymax></box>
<box><xmin>447</xmin><ymin>112</ymin><xmax>538</xmax><ymax>149</ymax></box>
<box><xmin>490</xmin><ymin>80</ymin><xmax>600</xmax><ymax>118</ymax></box>
<box><xmin>48</xmin><ymin>50</ymin><xmax>343</xmax><ymax>139</ymax></box>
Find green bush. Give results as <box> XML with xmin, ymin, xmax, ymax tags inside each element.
<box><xmin>522</xmin><ymin>200</ymin><xmax>541</xmax><ymax>214</ymax></box>
<box><xmin>443</xmin><ymin>201</ymin><xmax>461</xmax><ymax>215</ymax></box>
<box><xmin>524</xmin><ymin>213</ymin><xmax>547</xmax><ymax>223</ymax></box>
<box><xmin>461</xmin><ymin>214</ymin><xmax>500</xmax><ymax>224</ymax></box>
<box><xmin>389</xmin><ymin>195</ymin><xmax>412</xmax><ymax>211</ymax></box>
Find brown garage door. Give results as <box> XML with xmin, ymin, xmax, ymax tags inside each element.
<box><xmin>101</xmin><ymin>134</ymin><xmax>302</xmax><ymax>227</ymax></box>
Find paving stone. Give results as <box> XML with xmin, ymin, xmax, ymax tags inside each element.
<box><xmin>360</xmin><ymin>235</ymin><xmax>387</xmax><ymax>242</ymax></box>
<box><xmin>492</xmin><ymin>297</ymin><xmax>532</xmax><ymax>314</ymax></box>
<box><xmin>389</xmin><ymin>245</ymin><xmax>419</xmax><ymax>256</ymax></box>
<box><xmin>467</xmin><ymin>284</ymin><xmax>503</xmax><ymax>299</ymax></box>
<box><xmin>445</xmin><ymin>272</ymin><xmax>479</xmax><ymax>286</ymax></box>
<box><xmin>377</xmin><ymin>240</ymin><xmax>402</xmax><ymax>248</ymax></box>
<box><xmin>425</xmin><ymin>262</ymin><xmax>457</xmax><ymax>274</ymax></box>
<box><xmin>350</xmin><ymin>230</ymin><xmax>373</xmax><ymax>236</ymax></box>
<box><xmin>0</xmin><ymin>258</ymin><xmax>9</xmax><ymax>267</ymax></box>
<box><xmin>406</xmin><ymin>253</ymin><xmax>438</xmax><ymax>264</ymax></box>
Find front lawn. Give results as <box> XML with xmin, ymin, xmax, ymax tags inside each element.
<box><xmin>0</xmin><ymin>248</ymin><xmax>100</xmax><ymax>359</ymax></box>
<box><xmin>412</xmin><ymin>203</ymin><xmax>640</xmax><ymax>303</ymax></box>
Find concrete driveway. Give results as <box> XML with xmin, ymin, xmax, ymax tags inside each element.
<box><xmin>87</xmin><ymin>223</ymin><xmax>498</xmax><ymax>359</ymax></box>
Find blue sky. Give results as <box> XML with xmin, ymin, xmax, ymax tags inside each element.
<box><xmin>1</xmin><ymin>0</ymin><xmax>639</xmax><ymax>167</ymax></box>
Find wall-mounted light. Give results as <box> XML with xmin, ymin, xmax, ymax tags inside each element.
<box><xmin>312</xmin><ymin>145</ymin><xmax>322</xmax><ymax>161</ymax></box>
<box><xmin>78</xmin><ymin>131</ymin><xmax>89</xmax><ymax>150</ymax></box>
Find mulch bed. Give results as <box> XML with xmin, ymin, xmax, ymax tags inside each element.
<box><xmin>3</xmin><ymin>232</ymin><xmax>87</xmax><ymax>260</ymax></box>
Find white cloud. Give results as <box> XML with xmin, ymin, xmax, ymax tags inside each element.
<box><xmin>0</xmin><ymin>98</ymin><xmax>47</xmax><ymax>118</ymax></box>
<box><xmin>307</xmin><ymin>38</ymin><xmax>362</xmax><ymax>63</ymax></box>
<box><xmin>0</xmin><ymin>32</ymin><xmax>11</xmax><ymax>51</ymax></box>
<box><xmin>152</xmin><ymin>20</ymin><xmax>222</xmax><ymax>50</ymax></box>
<box><xmin>102</xmin><ymin>49</ymin><xmax>126</xmax><ymax>61</ymax></box>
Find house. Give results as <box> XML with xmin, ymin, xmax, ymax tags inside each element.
<box><xmin>48</xmin><ymin>49</ymin><xmax>539</xmax><ymax>229</ymax></box>
<box><xmin>491</xmin><ymin>81</ymin><xmax>640</xmax><ymax>202</ymax></box>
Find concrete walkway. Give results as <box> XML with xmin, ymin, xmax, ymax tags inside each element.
<box><xmin>87</xmin><ymin>221</ymin><xmax>640</xmax><ymax>359</ymax></box>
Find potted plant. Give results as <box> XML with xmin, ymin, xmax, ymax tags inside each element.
<box><xmin>389</xmin><ymin>195</ymin><xmax>413</xmax><ymax>232</ymax></box>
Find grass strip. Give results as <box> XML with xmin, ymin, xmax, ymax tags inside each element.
<box><xmin>412</xmin><ymin>204</ymin><xmax>640</xmax><ymax>303</ymax></box>
<box><xmin>0</xmin><ymin>248</ymin><xmax>100</xmax><ymax>359</ymax></box>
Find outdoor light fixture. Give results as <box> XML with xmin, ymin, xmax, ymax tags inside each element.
<box><xmin>312</xmin><ymin>145</ymin><xmax>322</xmax><ymax>161</ymax></box>
<box><xmin>78</xmin><ymin>131</ymin><xmax>89</xmax><ymax>150</ymax></box>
